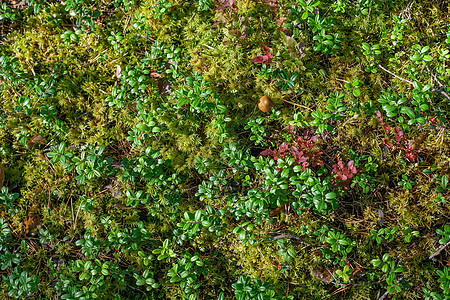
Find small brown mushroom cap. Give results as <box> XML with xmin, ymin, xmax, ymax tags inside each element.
<box><xmin>258</xmin><ymin>96</ymin><xmax>274</xmax><ymax>112</ymax></box>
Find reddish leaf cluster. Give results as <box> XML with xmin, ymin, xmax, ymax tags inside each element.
<box><xmin>261</xmin><ymin>135</ymin><xmax>323</xmax><ymax>171</ymax></box>
<box><xmin>377</xmin><ymin>110</ymin><xmax>390</xmax><ymax>133</ymax></box>
<box><xmin>376</xmin><ymin>110</ymin><xmax>419</xmax><ymax>161</ymax></box>
<box><xmin>405</xmin><ymin>142</ymin><xmax>419</xmax><ymax>161</ymax></box>
<box><xmin>216</xmin><ymin>0</ymin><xmax>236</xmax><ymax>9</ymax></box>
<box><xmin>331</xmin><ymin>159</ymin><xmax>361</xmax><ymax>190</ymax></box>
<box><xmin>214</xmin><ymin>0</ymin><xmax>238</xmax><ymax>14</ymax></box>
<box><xmin>252</xmin><ymin>45</ymin><xmax>274</xmax><ymax>65</ymax></box>
<box><xmin>261</xmin><ymin>0</ymin><xmax>280</xmax><ymax>13</ymax></box>
<box><xmin>276</xmin><ymin>16</ymin><xmax>288</xmax><ymax>32</ymax></box>
<box><xmin>394</xmin><ymin>126</ymin><xmax>403</xmax><ymax>143</ymax></box>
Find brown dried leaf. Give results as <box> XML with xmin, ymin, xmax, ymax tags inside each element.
<box><xmin>269</xmin><ymin>206</ymin><xmax>285</xmax><ymax>217</ymax></box>
<box><xmin>114</xmin><ymin>203</ymin><xmax>135</xmax><ymax>210</ymax></box>
<box><xmin>27</xmin><ymin>134</ymin><xmax>46</xmax><ymax>149</ymax></box>
<box><xmin>410</xmin><ymin>133</ymin><xmax>426</xmax><ymax>150</ymax></box>
<box><xmin>312</xmin><ymin>265</ymin><xmax>335</xmax><ymax>284</ymax></box>
<box><xmin>25</xmin><ymin>212</ymin><xmax>41</xmax><ymax>235</ymax></box>
<box><xmin>157</xmin><ymin>78</ymin><xmax>174</xmax><ymax>95</ymax></box>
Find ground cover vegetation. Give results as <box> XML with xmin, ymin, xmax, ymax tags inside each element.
<box><xmin>0</xmin><ymin>0</ymin><xmax>449</xmax><ymax>299</ymax></box>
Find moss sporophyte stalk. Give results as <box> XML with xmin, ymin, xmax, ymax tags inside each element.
<box><xmin>0</xmin><ymin>0</ymin><xmax>449</xmax><ymax>299</ymax></box>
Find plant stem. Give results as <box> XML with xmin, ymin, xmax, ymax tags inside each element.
<box><xmin>281</xmin><ymin>98</ymin><xmax>312</xmax><ymax>110</ymax></box>
<box><xmin>428</xmin><ymin>240</ymin><xmax>450</xmax><ymax>260</ymax></box>
<box><xmin>269</xmin><ymin>234</ymin><xmax>303</xmax><ymax>241</ymax></box>
<box><xmin>377</xmin><ymin>64</ymin><xmax>450</xmax><ymax>101</ymax></box>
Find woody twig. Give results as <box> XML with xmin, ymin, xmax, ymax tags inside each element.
<box><xmin>377</xmin><ymin>64</ymin><xmax>450</xmax><ymax>101</ymax></box>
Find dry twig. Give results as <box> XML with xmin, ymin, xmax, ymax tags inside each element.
<box><xmin>429</xmin><ymin>240</ymin><xmax>450</xmax><ymax>260</ymax></box>
<box><xmin>377</xmin><ymin>64</ymin><xmax>450</xmax><ymax>101</ymax></box>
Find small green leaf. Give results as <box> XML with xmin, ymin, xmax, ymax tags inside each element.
<box><xmin>84</xmin><ymin>261</ymin><xmax>92</xmax><ymax>270</ymax></box>
<box><xmin>136</xmin><ymin>279</ymin><xmax>146</xmax><ymax>286</ymax></box>
<box><xmin>416</xmin><ymin>117</ymin><xmax>426</xmax><ymax>124</ymax></box>
<box><xmin>136</xmin><ymin>123</ymin><xmax>150</xmax><ymax>131</ymax></box>
<box><xmin>196</xmin><ymin>260</ymin><xmax>204</xmax><ymax>266</ymax></box>
<box><xmin>325</xmin><ymin>192</ymin><xmax>337</xmax><ymax>200</ymax></box>
<box><xmin>70</xmin><ymin>33</ymin><xmax>79</xmax><ymax>42</ymax></box>
<box><xmin>371</xmin><ymin>259</ymin><xmax>382</xmax><ymax>267</ymax></box>
<box><xmin>287</xmin><ymin>247</ymin><xmax>297</xmax><ymax>258</ymax></box>
<box><xmin>217</xmin><ymin>104</ymin><xmax>227</xmax><ymax>112</ymax></box>
<box><xmin>180</xmin><ymin>270</ymin><xmax>190</xmax><ymax>278</ymax></box>
<box><xmin>194</xmin><ymin>210</ymin><xmax>202</xmax><ymax>221</ymax></box>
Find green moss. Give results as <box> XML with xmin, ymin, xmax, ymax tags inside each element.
<box><xmin>0</xmin><ymin>0</ymin><xmax>449</xmax><ymax>299</ymax></box>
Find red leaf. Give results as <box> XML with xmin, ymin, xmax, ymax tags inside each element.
<box><xmin>263</xmin><ymin>45</ymin><xmax>274</xmax><ymax>58</ymax></box>
<box><xmin>394</xmin><ymin>127</ymin><xmax>403</xmax><ymax>143</ymax></box>
<box><xmin>252</xmin><ymin>56</ymin><xmax>268</xmax><ymax>64</ymax></box>
<box><xmin>298</xmin><ymin>156</ymin><xmax>307</xmax><ymax>163</ymax></box>
<box><xmin>260</xmin><ymin>149</ymin><xmax>273</xmax><ymax>156</ymax></box>
<box><xmin>405</xmin><ymin>150</ymin><xmax>417</xmax><ymax>161</ymax></box>
<box><xmin>279</xmin><ymin>142</ymin><xmax>289</xmax><ymax>152</ymax></box>
<box><xmin>252</xmin><ymin>45</ymin><xmax>274</xmax><ymax>65</ymax></box>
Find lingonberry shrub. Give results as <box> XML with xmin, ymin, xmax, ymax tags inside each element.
<box><xmin>376</xmin><ymin>110</ymin><xmax>420</xmax><ymax>162</ymax></box>
<box><xmin>331</xmin><ymin>158</ymin><xmax>362</xmax><ymax>190</ymax></box>
<box><xmin>261</xmin><ymin>134</ymin><xmax>323</xmax><ymax>171</ymax></box>
<box><xmin>252</xmin><ymin>45</ymin><xmax>275</xmax><ymax>65</ymax></box>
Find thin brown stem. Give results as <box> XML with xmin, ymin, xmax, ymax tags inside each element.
<box><xmin>281</xmin><ymin>98</ymin><xmax>312</xmax><ymax>110</ymax></box>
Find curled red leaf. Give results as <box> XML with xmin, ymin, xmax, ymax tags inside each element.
<box><xmin>252</xmin><ymin>45</ymin><xmax>274</xmax><ymax>65</ymax></box>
